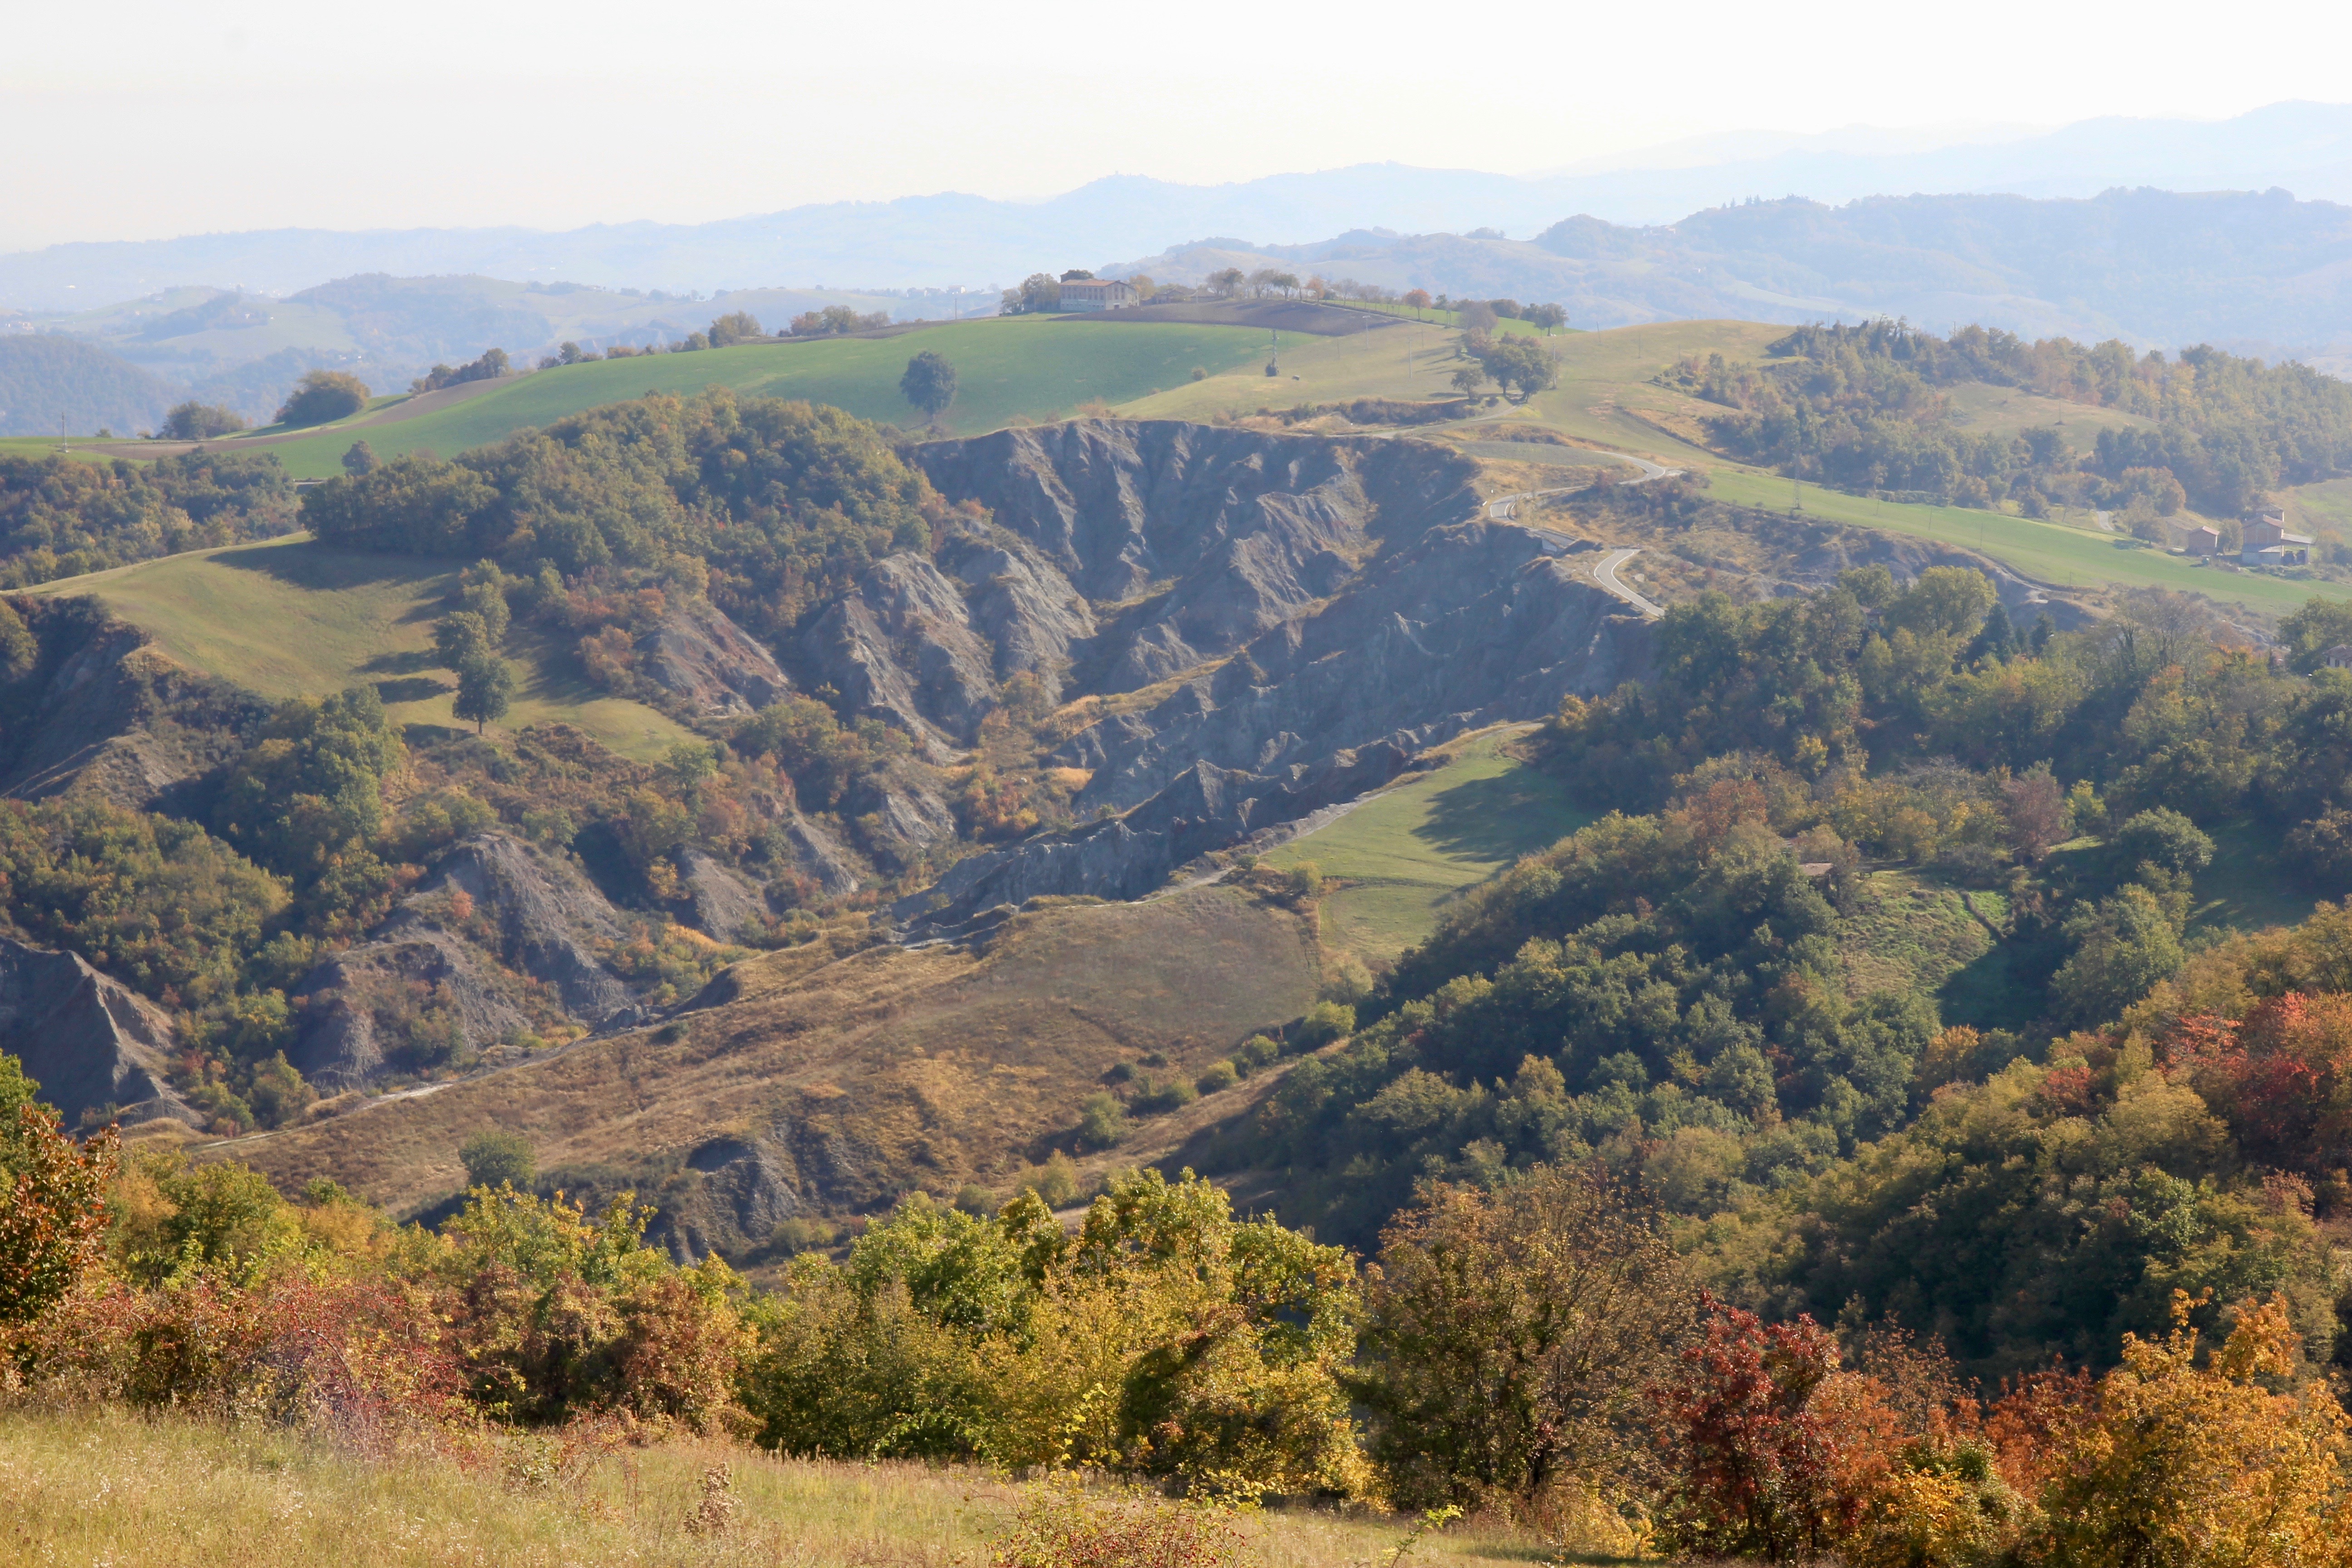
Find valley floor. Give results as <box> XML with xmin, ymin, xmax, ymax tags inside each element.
<box><xmin>0</xmin><ymin>1406</ymin><xmax>1555</xmax><ymax>1568</ymax></box>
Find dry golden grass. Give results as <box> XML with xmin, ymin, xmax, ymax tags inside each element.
<box><xmin>0</xmin><ymin>1406</ymin><xmax>1554</xmax><ymax>1567</ymax></box>
<box><xmin>218</xmin><ymin>887</ymin><xmax>1322</xmax><ymax>1220</ymax></box>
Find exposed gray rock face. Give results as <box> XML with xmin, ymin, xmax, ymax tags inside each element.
<box><xmin>1064</xmin><ymin>521</ymin><xmax>1652</xmax><ymax>811</ymax></box>
<box><xmin>0</xmin><ymin>595</ymin><xmax>267</xmax><ymax>812</ymax></box>
<box><xmin>0</xmin><ymin>936</ymin><xmax>198</xmax><ymax>1127</ymax></box>
<box><xmin>632</xmin><ymin>599</ymin><xmax>790</xmax><ymax>715</ymax></box>
<box><xmin>675</xmin><ymin>848</ymin><xmax>769</xmax><ymax>942</ymax></box>
<box><xmin>289</xmin><ymin>833</ymin><xmax>640</xmax><ymax>1092</ymax></box>
<box><xmin>903</xmin><ymin>743</ymin><xmax>1421</xmax><ymax>928</ymax></box>
<box><xmin>802</xmin><ymin>554</ymin><xmax>999</xmax><ymax>745</ymax></box>
<box><xmin>287</xmin><ymin>928</ymin><xmax>535</xmax><ymax>1093</ymax></box>
<box><xmin>426</xmin><ymin>835</ymin><xmax>636</xmax><ymax>1020</ymax></box>
<box><xmin>897</xmin><ymin>523</ymin><xmax>1652</xmax><ymax>932</ymax></box>
<box><xmin>867</xmin><ymin>424</ymin><xmax>1666</xmax><ymax>932</ymax></box>
<box><xmin>917</xmin><ymin>421</ymin><xmax>1484</xmax><ymax>692</ymax></box>
<box><xmin>773</xmin><ymin>812</ymin><xmax>861</xmax><ymax>895</ymax></box>
<box><xmin>649</xmin><ymin>1124</ymin><xmax>886</xmax><ymax>1262</ymax></box>
<box><xmin>941</xmin><ymin>532</ymin><xmax>1096</xmax><ymax>702</ymax></box>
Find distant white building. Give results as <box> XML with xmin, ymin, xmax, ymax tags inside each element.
<box><xmin>1058</xmin><ymin>278</ymin><xmax>1138</xmax><ymax>311</ymax></box>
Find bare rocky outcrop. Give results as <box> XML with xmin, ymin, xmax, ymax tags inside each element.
<box><xmin>941</xmin><ymin>531</ymin><xmax>1096</xmax><ymax>703</ymax></box>
<box><xmin>286</xmin><ymin>928</ymin><xmax>537</xmax><ymax>1093</ymax></box>
<box><xmin>425</xmin><ymin>834</ymin><xmax>637</xmax><ymax>1020</ymax></box>
<box><xmin>902</xmin><ymin>742</ymin><xmax>1422</xmax><ymax>930</ymax></box>
<box><xmin>0</xmin><ymin>595</ymin><xmax>268</xmax><ymax>812</ymax></box>
<box><xmin>674</xmin><ymin>848</ymin><xmax>769</xmax><ymax>943</ymax></box>
<box><xmin>0</xmin><ymin>936</ymin><xmax>199</xmax><ymax>1127</ymax></box>
<box><xmin>1063</xmin><ymin>520</ymin><xmax>1652</xmax><ymax>811</ymax></box>
<box><xmin>916</xmin><ymin>421</ymin><xmax>1483</xmax><ymax>692</ymax></box>
<box><xmin>289</xmin><ymin>833</ymin><xmax>642</xmax><ymax>1091</ymax></box>
<box><xmin>882</xmin><ymin>426</ymin><xmax>1657</xmax><ymax>932</ymax></box>
<box><xmin>801</xmin><ymin>554</ymin><xmax>1000</xmax><ymax>746</ymax></box>
<box><xmin>632</xmin><ymin>599</ymin><xmax>790</xmax><ymax>715</ymax></box>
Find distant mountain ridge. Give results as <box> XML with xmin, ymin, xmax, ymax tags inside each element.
<box><xmin>8</xmin><ymin>102</ymin><xmax>2352</xmax><ymax>309</ymax></box>
<box><xmin>1116</xmin><ymin>187</ymin><xmax>2352</xmax><ymax>363</ymax></box>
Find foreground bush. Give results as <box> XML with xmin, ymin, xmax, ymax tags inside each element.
<box><xmin>745</xmin><ymin>1171</ymin><xmax>1370</xmax><ymax>1498</ymax></box>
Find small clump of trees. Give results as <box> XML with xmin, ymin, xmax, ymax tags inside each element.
<box><xmin>157</xmin><ymin>401</ymin><xmax>246</xmax><ymax>440</ymax></box>
<box><xmin>274</xmin><ymin>369</ymin><xmax>371</xmax><ymax>427</ymax></box>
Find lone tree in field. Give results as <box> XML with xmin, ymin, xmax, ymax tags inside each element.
<box><xmin>342</xmin><ymin>440</ymin><xmax>377</xmax><ymax>475</ymax></box>
<box><xmin>1473</xmin><ymin>335</ymin><xmax>1560</xmax><ymax>402</ymax></box>
<box><xmin>453</xmin><ymin>652</ymin><xmax>514</xmax><ymax>735</ymax></box>
<box><xmin>274</xmin><ymin>370</ymin><xmax>370</xmax><ymax>427</ymax></box>
<box><xmin>900</xmin><ymin>351</ymin><xmax>958</xmax><ymax>427</ymax></box>
<box><xmin>459</xmin><ymin>1129</ymin><xmax>535</xmax><ymax>1190</ymax></box>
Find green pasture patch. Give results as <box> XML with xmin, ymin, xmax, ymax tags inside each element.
<box><xmin>2188</xmin><ymin>815</ymin><xmax>2322</xmax><ymax>939</ymax></box>
<box><xmin>24</xmin><ymin>536</ymin><xmax>690</xmax><ymax>760</ymax></box>
<box><xmin>1701</xmin><ymin>467</ymin><xmax>2352</xmax><ymax>616</ymax></box>
<box><xmin>1261</xmin><ymin>728</ymin><xmax>1591</xmax><ymax>961</ymax></box>
<box><xmin>257</xmin><ymin>317</ymin><xmax>1274</xmax><ymax>476</ymax></box>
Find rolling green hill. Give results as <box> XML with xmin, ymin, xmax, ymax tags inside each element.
<box><xmin>246</xmin><ymin>316</ymin><xmax>1275</xmax><ymax>477</ymax></box>
<box><xmin>23</xmin><ymin>535</ymin><xmax>691</xmax><ymax>759</ymax></box>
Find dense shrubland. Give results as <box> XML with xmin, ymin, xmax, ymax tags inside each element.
<box><xmin>301</xmin><ymin>388</ymin><xmax>951</xmax><ymax>646</ymax></box>
<box><xmin>1217</xmin><ymin>566</ymin><xmax>2352</xmax><ymax>1387</ymax></box>
<box><xmin>17</xmin><ymin>1007</ymin><xmax>2352</xmax><ymax>1568</ymax></box>
<box><xmin>1669</xmin><ymin>319</ymin><xmax>2352</xmax><ymax>521</ymax></box>
<box><xmin>0</xmin><ymin>449</ymin><xmax>295</xmax><ymax>587</ymax></box>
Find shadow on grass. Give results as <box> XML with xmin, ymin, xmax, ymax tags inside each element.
<box><xmin>372</xmin><ymin>675</ymin><xmax>451</xmax><ymax>703</ymax></box>
<box><xmin>211</xmin><ymin>537</ymin><xmax>459</xmax><ymax>595</ymax></box>
<box><xmin>1414</xmin><ymin>764</ymin><xmax>1590</xmax><ymax>867</ymax></box>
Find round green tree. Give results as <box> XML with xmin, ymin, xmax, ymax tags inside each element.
<box><xmin>900</xmin><ymin>351</ymin><xmax>958</xmax><ymax>426</ymax></box>
<box><xmin>453</xmin><ymin>652</ymin><xmax>514</xmax><ymax>735</ymax></box>
<box><xmin>274</xmin><ymin>370</ymin><xmax>370</xmax><ymax>427</ymax></box>
<box><xmin>459</xmin><ymin>1128</ymin><xmax>535</xmax><ymax>1189</ymax></box>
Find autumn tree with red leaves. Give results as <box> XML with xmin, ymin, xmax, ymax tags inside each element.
<box><xmin>1651</xmin><ymin>1294</ymin><xmax>1857</xmax><ymax>1561</ymax></box>
<box><xmin>0</xmin><ymin>1102</ymin><xmax>120</xmax><ymax>1330</ymax></box>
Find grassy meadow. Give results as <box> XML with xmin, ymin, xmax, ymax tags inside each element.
<box><xmin>1260</xmin><ymin>729</ymin><xmax>1591</xmax><ymax>964</ymax></box>
<box><xmin>1698</xmin><ymin>468</ymin><xmax>2352</xmax><ymax>612</ymax></box>
<box><xmin>0</xmin><ymin>1406</ymin><xmax>1553</xmax><ymax>1568</ymax></box>
<box><xmin>247</xmin><ymin>317</ymin><xmax>1276</xmax><ymax>476</ymax></box>
<box><xmin>23</xmin><ymin>535</ymin><xmax>692</xmax><ymax>759</ymax></box>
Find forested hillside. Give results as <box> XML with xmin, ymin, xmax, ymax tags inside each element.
<box><xmin>0</xmin><ymin>333</ymin><xmax>180</xmax><ymax>437</ymax></box>
<box><xmin>0</xmin><ymin>449</ymin><xmax>295</xmax><ymax>586</ymax></box>
<box><xmin>1670</xmin><ymin>318</ymin><xmax>2352</xmax><ymax>518</ymax></box>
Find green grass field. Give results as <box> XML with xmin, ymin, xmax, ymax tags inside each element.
<box><xmin>247</xmin><ymin>317</ymin><xmax>1276</xmax><ymax>477</ymax></box>
<box><xmin>25</xmin><ymin>537</ymin><xmax>691</xmax><ymax>759</ymax></box>
<box><xmin>1702</xmin><ymin>467</ymin><xmax>2352</xmax><ymax>614</ymax></box>
<box><xmin>2189</xmin><ymin>816</ymin><xmax>2318</xmax><ymax>938</ymax></box>
<box><xmin>1261</xmin><ymin>728</ymin><xmax>1591</xmax><ymax>961</ymax></box>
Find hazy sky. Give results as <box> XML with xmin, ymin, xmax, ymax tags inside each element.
<box><xmin>6</xmin><ymin>0</ymin><xmax>2351</xmax><ymax>251</ymax></box>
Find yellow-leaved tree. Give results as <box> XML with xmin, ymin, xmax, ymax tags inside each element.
<box><xmin>2041</xmin><ymin>1291</ymin><xmax>2345</xmax><ymax>1568</ymax></box>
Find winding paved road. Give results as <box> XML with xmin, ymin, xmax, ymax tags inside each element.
<box><xmin>1592</xmin><ymin>547</ymin><xmax>1665</xmax><ymax>617</ymax></box>
<box><xmin>1481</xmin><ymin>449</ymin><xmax>1680</xmax><ymax>620</ymax></box>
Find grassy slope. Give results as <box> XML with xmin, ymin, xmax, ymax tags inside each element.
<box><xmin>251</xmin><ymin>317</ymin><xmax>1275</xmax><ymax>477</ymax></box>
<box><xmin>1704</xmin><ymin>468</ymin><xmax>2352</xmax><ymax>613</ymax></box>
<box><xmin>220</xmin><ymin>885</ymin><xmax>1322</xmax><ymax>1219</ymax></box>
<box><xmin>24</xmin><ymin>536</ymin><xmax>691</xmax><ymax>760</ymax></box>
<box><xmin>1260</xmin><ymin>729</ymin><xmax>1592</xmax><ymax>963</ymax></box>
<box><xmin>0</xmin><ymin>1406</ymin><xmax>1548</xmax><ymax>1568</ymax></box>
